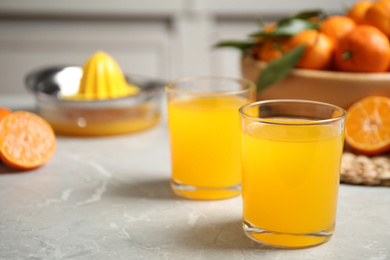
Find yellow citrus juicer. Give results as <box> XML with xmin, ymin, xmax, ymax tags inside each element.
<box><xmin>63</xmin><ymin>51</ymin><xmax>140</xmax><ymax>100</ymax></box>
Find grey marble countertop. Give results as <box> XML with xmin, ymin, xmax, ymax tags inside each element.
<box><xmin>0</xmin><ymin>95</ymin><xmax>389</xmax><ymax>260</ymax></box>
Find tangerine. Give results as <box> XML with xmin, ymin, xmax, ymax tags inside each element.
<box><xmin>334</xmin><ymin>25</ymin><xmax>390</xmax><ymax>72</ymax></box>
<box><xmin>320</xmin><ymin>15</ymin><xmax>356</xmax><ymax>45</ymax></box>
<box><xmin>263</xmin><ymin>22</ymin><xmax>277</xmax><ymax>34</ymax></box>
<box><xmin>257</xmin><ymin>38</ymin><xmax>287</xmax><ymax>62</ymax></box>
<box><xmin>365</xmin><ymin>0</ymin><xmax>390</xmax><ymax>38</ymax></box>
<box><xmin>347</xmin><ymin>0</ymin><xmax>373</xmax><ymax>24</ymax></box>
<box><xmin>345</xmin><ymin>96</ymin><xmax>390</xmax><ymax>155</ymax></box>
<box><xmin>0</xmin><ymin>107</ymin><xmax>11</xmax><ymax>121</ymax></box>
<box><xmin>255</xmin><ymin>22</ymin><xmax>278</xmax><ymax>44</ymax></box>
<box><xmin>0</xmin><ymin>111</ymin><xmax>56</xmax><ymax>170</ymax></box>
<box><xmin>286</xmin><ymin>29</ymin><xmax>334</xmax><ymax>70</ymax></box>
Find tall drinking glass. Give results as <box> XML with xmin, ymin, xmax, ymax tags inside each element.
<box><xmin>239</xmin><ymin>100</ymin><xmax>346</xmax><ymax>248</ymax></box>
<box><xmin>166</xmin><ymin>76</ymin><xmax>255</xmax><ymax>200</ymax></box>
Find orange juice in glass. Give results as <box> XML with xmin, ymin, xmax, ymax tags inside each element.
<box><xmin>239</xmin><ymin>100</ymin><xmax>346</xmax><ymax>248</ymax></box>
<box><xmin>166</xmin><ymin>77</ymin><xmax>255</xmax><ymax>200</ymax></box>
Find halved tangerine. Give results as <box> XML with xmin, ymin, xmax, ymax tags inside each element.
<box><xmin>0</xmin><ymin>111</ymin><xmax>56</xmax><ymax>170</ymax></box>
<box><xmin>345</xmin><ymin>96</ymin><xmax>390</xmax><ymax>155</ymax></box>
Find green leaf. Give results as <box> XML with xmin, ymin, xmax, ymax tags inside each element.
<box><xmin>250</xmin><ymin>9</ymin><xmax>327</xmax><ymax>38</ymax></box>
<box><xmin>277</xmin><ymin>19</ymin><xmax>319</xmax><ymax>35</ymax></box>
<box><xmin>286</xmin><ymin>9</ymin><xmax>327</xmax><ymax>20</ymax></box>
<box><xmin>213</xmin><ymin>41</ymin><xmax>257</xmax><ymax>51</ymax></box>
<box><xmin>250</xmin><ymin>19</ymin><xmax>318</xmax><ymax>38</ymax></box>
<box><xmin>257</xmin><ymin>44</ymin><xmax>305</xmax><ymax>93</ymax></box>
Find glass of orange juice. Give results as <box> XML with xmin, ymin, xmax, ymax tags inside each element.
<box><xmin>166</xmin><ymin>76</ymin><xmax>255</xmax><ymax>200</ymax></box>
<box><xmin>239</xmin><ymin>100</ymin><xmax>346</xmax><ymax>249</ymax></box>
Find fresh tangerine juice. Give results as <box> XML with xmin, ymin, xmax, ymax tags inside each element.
<box><xmin>168</xmin><ymin>96</ymin><xmax>250</xmax><ymax>200</ymax></box>
<box><xmin>40</xmin><ymin>105</ymin><xmax>159</xmax><ymax>136</ymax></box>
<box><xmin>46</xmin><ymin>113</ymin><xmax>160</xmax><ymax>136</ymax></box>
<box><xmin>241</xmin><ymin>121</ymin><xmax>344</xmax><ymax>247</ymax></box>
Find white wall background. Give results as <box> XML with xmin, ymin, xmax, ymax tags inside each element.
<box><xmin>0</xmin><ymin>0</ymin><xmax>357</xmax><ymax>95</ymax></box>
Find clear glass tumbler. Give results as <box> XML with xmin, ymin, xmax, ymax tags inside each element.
<box><xmin>166</xmin><ymin>76</ymin><xmax>255</xmax><ymax>200</ymax></box>
<box><xmin>239</xmin><ymin>99</ymin><xmax>346</xmax><ymax>248</ymax></box>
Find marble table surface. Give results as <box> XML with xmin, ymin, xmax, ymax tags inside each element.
<box><xmin>0</xmin><ymin>95</ymin><xmax>389</xmax><ymax>260</ymax></box>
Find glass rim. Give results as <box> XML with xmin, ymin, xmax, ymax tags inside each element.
<box><xmin>165</xmin><ymin>76</ymin><xmax>255</xmax><ymax>96</ymax></box>
<box><xmin>239</xmin><ymin>99</ymin><xmax>347</xmax><ymax>126</ymax></box>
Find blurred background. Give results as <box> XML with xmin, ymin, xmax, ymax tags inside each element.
<box><xmin>0</xmin><ymin>0</ymin><xmax>357</xmax><ymax>96</ymax></box>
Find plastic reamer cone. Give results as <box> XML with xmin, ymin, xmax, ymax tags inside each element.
<box><xmin>64</xmin><ymin>51</ymin><xmax>140</xmax><ymax>100</ymax></box>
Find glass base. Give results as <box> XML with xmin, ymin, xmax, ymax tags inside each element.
<box><xmin>170</xmin><ymin>179</ymin><xmax>241</xmax><ymax>200</ymax></box>
<box><xmin>243</xmin><ymin>219</ymin><xmax>335</xmax><ymax>249</ymax></box>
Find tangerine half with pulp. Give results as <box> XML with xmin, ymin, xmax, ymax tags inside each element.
<box><xmin>0</xmin><ymin>107</ymin><xmax>11</xmax><ymax>122</ymax></box>
<box><xmin>0</xmin><ymin>111</ymin><xmax>56</xmax><ymax>170</ymax></box>
<box><xmin>345</xmin><ymin>96</ymin><xmax>390</xmax><ymax>155</ymax></box>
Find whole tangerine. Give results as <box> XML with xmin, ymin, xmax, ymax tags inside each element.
<box><xmin>287</xmin><ymin>29</ymin><xmax>334</xmax><ymax>70</ymax></box>
<box><xmin>256</xmin><ymin>22</ymin><xmax>278</xmax><ymax>43</ymax></box>
<box><xmin>320</xmin><ymin>15</ymin><xmax>356</xmax><ymax>46</ymax></box>
<box><xmin>365</xmin><ymin>0</ymin><xmax>390</xmax><ymax>37</ymax></box>
<box><xmin>334</xmin><ymin>25</ymin><xmax>390</xmax><ymax>72</ymax></box>
<box><xmin>347</xmin><ymin>0</ymin><xmax>373</xmax><ymax>24</ymax></box>
<box><xmin>257</xmin><ymin>38</ymin><xmax>288</xmax><ymax>62</ymax></box>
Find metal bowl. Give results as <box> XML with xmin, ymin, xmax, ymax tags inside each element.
<box><xmin>25</xmin><ymin>66</ymin><xmax>165</xmax><ymax>136</ymax></box>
